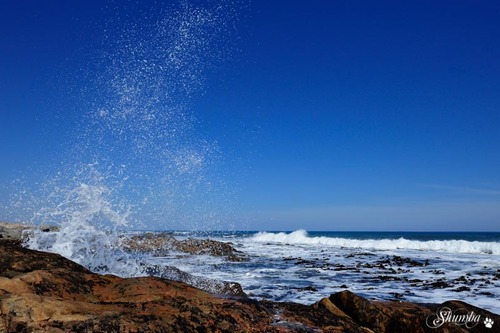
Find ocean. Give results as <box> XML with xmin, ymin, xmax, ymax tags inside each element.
<box><xmin>25</xmin><ymin>222</ymin><xmax>500</xmax><ymax>316</ymax></box>
<box><xmin>146</xmin><ymin>230</ymin><xmax>500</xmax><ymax>314</ymax></box>
<box><xmin>9</xmin><ymin>0</ymin><xmax>500</xmax><ymax>319</ymax></box>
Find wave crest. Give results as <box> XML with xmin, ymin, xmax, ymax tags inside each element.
<box><xmin>251</xmin><ymin>230</ymin><xmax>500</xmax><ymax>255</ymax></box>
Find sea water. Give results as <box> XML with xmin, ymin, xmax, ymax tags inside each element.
<box><xmin>149</xmin><ymin>230</ymin><xmax>500</xmax><ymax>314</ymax></box>
<box><xmin>11</xmin><ymin>0</ymin><xmax>500</xmax><ymax>317</ymax></box>
<box><xmin>20</xmin><ymin>0</ymin><xmax>238</xmax><ymax>285</ymax></box>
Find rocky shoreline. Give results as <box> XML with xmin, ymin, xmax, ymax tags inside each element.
<box><xmin>1</xmin><ymin>222</ymin><xmax>498</xmax><ymax>332</ymax></box>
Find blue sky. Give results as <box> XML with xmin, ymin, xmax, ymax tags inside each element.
<box><xmin>1</xmin><ymin>1</ymin><xmax>500</xmax><ymax>231</ymax></box>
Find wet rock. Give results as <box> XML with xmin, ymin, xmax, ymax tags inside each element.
<box><xmin>296</xmin><ymin>286</ymin><xmax>318</xmax><ymax>292</ymax></box>
<box><xmin>428</xmin><ymin>279</ymin><xmax>452</xmax><ymax>289</ymax></box>
<box><xmin>1</xmin><ymin>238</ymin><xmax>499</xmax><ymax>332</ymax></box>
<box><xmin>376</xmin><ymin>275</ymin><xmax>403</xmax><ymax>282</ymax></box>
<box><xmin>123</xmin><ymin>232</ymin><xmax>246</xmax><ymax>262</ymax></box>
<box><xmin>144</xmin><ymin>264</ymin><xmax>246</xmax><ymax>297</ymax></box>
<box><xmin>327</xmin><ymin>290</ymin><xmax>499</xmax><ymax>333</ymax></box>
<box><xmin>0</xmin><ymin>222</ymin><xmax>30</xmax><ymax>240</ymax></box>
<box><xmin>122</xmin><ymin>233</ymin><xmax>247</xmax><ymax>296</ymax></box>
<box><xmin>0</xmin><ymin>222</ymin><xmax>60</xmax><ymax>242</ymax></box>
<box><xmin>121</xmin><ymin>232</ymin><xmax>178</xmax><ymax>255</ymax></box>
<box><xmin>176</xmin><ymin>238</ymin><xmax>246</xmax><ymax>262</ymax></box>
<box><xmin>0</xmin><ymin>241</ymin><xmax>269</xmax><ymax>332</ymax></box>
<box><xmin>374</xmin><ymin>255</ymin><xmax>428</xmax><ymax>268</ymax></box>
<box><xmin>345</xmin><ymin>252</ymin><xmax>376</xmax><ymax>258</ymax></box>
<box><xmin>389</xmin><ymin>292</ymin><xmax>405</xmax><ymax>299</ymax></box>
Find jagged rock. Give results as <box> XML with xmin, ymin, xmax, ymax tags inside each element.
<box><xmin>327</xmin><ymin>290</ymin><xmax>499</xmax><ymax>333</ymax></box>
<box><xmin>122</xmin><ymin>232</ymin><xmax>247</xmax><ymax>262</ymax></box>
<box><xmin>0</xmin><ymin>222</ymin><xmax>59</xmax><ymax>241</ymax></box>
<box><xmin>0</xmin><ymin>240</ymin><xmax>273</xmax><ymax>332</ymax></box>
<box><xmin>175</xmin><ymin>238</ymin><xmax>246</xmax><ymax>262</ymax></box>
<box><xmin>122</xmin><ymin>232</ymin><xmax>178</xmax><ymax>253</ymax></box>
<box><xmin>122</xmin><ymin>232</ymin><xmax>248</xmax><ymax>295</ymax></box>
<box><xmin>0</xmin><ymin>222</ymin><xmax>30</xmax><ymax>240</ymax></box>
<box><xmin>1</xmin><ymin>237</ymin><xmax>499</xmax><ymax>332</ymax></box>
<box><xmin>144</xmin><ymin>264</ymin><xmax>246</xmax><ymax>297</ymax></box>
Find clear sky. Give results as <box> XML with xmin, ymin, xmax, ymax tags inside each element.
<box><xmin>1</xmin><ymin>1</ymin><xmax>499</xmax><ymax>231</ymax></box>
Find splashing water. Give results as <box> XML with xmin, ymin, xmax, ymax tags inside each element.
<box><xmin>24</xmin><ymin>163</ymin><xmax>141</xmax><ymax>276</ymax></box>
<box><xmin>12</xmin><ymin>0</ymin><xmax>240</xmax><ymax>278</ymax></box>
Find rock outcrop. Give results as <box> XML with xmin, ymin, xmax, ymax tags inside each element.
<box><xmin>122</xmin><ymin>232</ymin><xmax>247</xmax><ymax>296</ymax></box>
<box><xmin>122</xmin><ymin>232</ymin><xmax>246</xmax><ymax>261</ymax></box>
<box><xmin>0</xmin><ymin>222</ymin><xmax>30</xmax><ymax>240</ymax></box>
<box><xmin>0</xmin><ymin>222</ymin><xmax>59</xmax><ymax>241</ymax></box>
<box><xmin>1</xmin><ymin>239</ymin><xmax>498</xmax><ymax>332</ymax></box>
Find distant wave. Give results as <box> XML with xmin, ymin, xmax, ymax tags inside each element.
<box><xmin>251</xmin><ymin>230</ymin><xmax>500</xmax><ymax>255</ymax></box>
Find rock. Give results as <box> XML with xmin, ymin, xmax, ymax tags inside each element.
<box><xmin>144</xmin><ymin>264</ymin><xmax>246</xmax><ymax>297</ymax></box>
<box><xmin>121</xmin><ymin>232</ymin><xmax>178</xmax><ymax>253</ymax></box>
<box><xmin>0</xmin><ymin>221</ymin><xmax>60</xmax><ymax>242</ymax></box>
<box><xmin>1</xmin><ymin>240</ymin><xmax>499</xmax><ymax>332</ymax></box>
<box><xmin>122</xmin><ymin>232</ymin><xmax>248</xmax><ymax>295</ymax></box>
<box><xmin>175</xmin><ymin>238</ymin><xmax>246</xmax><ymax>262</ymax></box>
<box><xmin>0</xmin><ymin>222</ymin><xmax>30</xmax><ymax>240</ymax></box>
<box><xmin>122</xmin><ymin>232</ymin><xmax>247</xmax><ymax>262</ymax></box>
<box><xmin>328</xmin><ymin>290</ymin><xmax>500</xmax><ymax>333</ymax></box>
<box><xmin>0</xmin><ymin>240</ymin><xmax>272</xmax><ymax>332</ymax></box>
<box><xmin>2</xmin><ymin>224</ymin><xmax>246</xmax><ymax>298</ymax></box>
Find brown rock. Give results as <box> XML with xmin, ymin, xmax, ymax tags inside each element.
<box><xmin>0</xmin><ymin>240</ymin><xmax>273</xmax><ymax>332</ymax></box>
<box><xmin>329</xmin><ymin>290</ymin><xmax>500</xmax><ymax>333</ymax></box>
<box><xmin>144</xmin><ymin>264</ymin><xmax>246</xmax><ymax>297</ymax></box>
<box><xmin>0</xmin><ymin>221</ymin><xmax>60</xmax><ymax>242</ymax></box>
<box><xmin>1</xmin><ymin>240</ymin><xmax>498</xmax><ymax>332</ymax></box>
<box><xmin>175</xmin><ymin>238</ymin><xmax>246</xmax><ymax>262</ymax></box>
<box><xmin>0</xmin><ymin>222</ymin><xmax>30</xmax><ymax>241</ymax></box>
<box><xmin>123</xmin><ymin>232</ymin><xmax>246</xmax><ymax>262</ymax></box>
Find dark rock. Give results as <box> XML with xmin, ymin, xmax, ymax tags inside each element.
<box><xmin>122</xmin><ymin>232</ymin><xmax>246</xmax><ymax>262</ymax></box>
<box><xmin>428</xmin><ymin>280</ymin><xmax>451</xmax><ymax>289</ymax></box>
<box><xmin>176</xmin><ymin>238</ymin><xmax>246</xmax><ymax>262</ymax></box>
<box><xmin>328</xmin><ymin>290</ymin><xmax>499</xmax><ymax>333</ymax></box>
<box><xmin>121</xmin><ymin>232</ymin><xmax>179</xmax><ymax>252</ymax></box>
<box><xmin>144</xmin><ymin>264</ymin><xmax>246</xmax><ymax>297</ymax></box>
<box><xmin>1</xmin><ymin>237</ymin><xmax>499</xmax><ymax>332</ymax></box>
<box><xmin>296</xmin><ymin>286</ymin><xmax>318</xmax><ymax>292</ymax></box>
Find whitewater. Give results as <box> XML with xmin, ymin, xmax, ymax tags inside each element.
<box><xmin>161</xmin><ymin>230</ymin><xmax>500</xmax><ymax>314</ymax></box>
<box><xmin>4</xmin><ymin>0</ymin><xmax>498</xmax><ymax>319</ymax></box>
<box><xmin>252</xmin><ymin>230</ymin><xmax>500</xmax><ymax>255</ymax></box>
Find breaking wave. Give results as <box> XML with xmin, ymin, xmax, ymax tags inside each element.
<box><xmin>251</xmin><ymin>230</ymin><xmax>500</xmax><ymax>255</ymax></box>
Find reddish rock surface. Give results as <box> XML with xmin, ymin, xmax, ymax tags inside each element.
<box><xmin>1</xmin><ymin>238</ymin><xmax>498</xmax><ymax>332</ymax></box>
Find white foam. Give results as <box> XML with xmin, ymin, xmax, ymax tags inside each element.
<box><xmin>25</xmin><ymin>165</ymin><xmax>141</xmax><ymax>277</ymax></box>
<box><xmin>251</xmin><ymin>230</ymin><xmax>500</xmax><ymax>255</ymax></box>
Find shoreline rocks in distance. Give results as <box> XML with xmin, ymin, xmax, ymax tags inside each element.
<box><xmin>0</xmin><ymin>221</ymin><xmax>59</xmax><ymax>241</ymax></box>
<box><xmin>122</xmin><ymin>232</ymin><xmax>247</xmax><ymax>262</ymax></box>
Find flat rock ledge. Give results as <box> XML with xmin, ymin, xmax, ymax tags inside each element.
<box><xmin>1</xmin><ymin>240</ymin><xmax>498</xmax><ymax>332</ymax></box>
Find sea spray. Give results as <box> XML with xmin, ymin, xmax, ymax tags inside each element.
<box><xmin>77</xmin><ymin>0</ymin><xmax>237</xmax><ymax>230</ymax></box>
<box><xmin>24</xmin><ymin>163</ymin><xmax>142</xmax><ymax>277</ymax></box>
<box><xmin>19</xmin><ymin>0</ymin><xmax>240</xmax><ymax>277</ymax></box>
